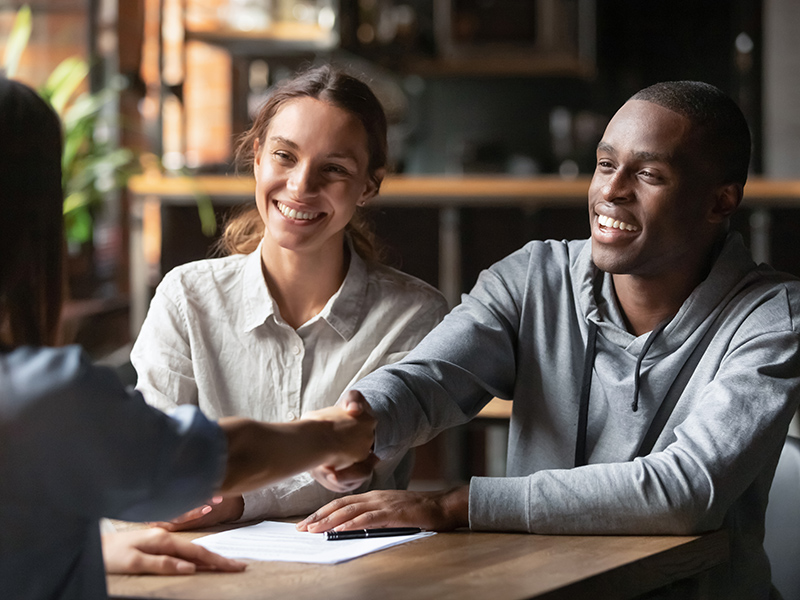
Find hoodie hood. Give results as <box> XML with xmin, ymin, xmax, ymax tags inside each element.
<box><xmin>571</xmin><ymin>231</ymin><xmax>761</xmax><ymax>465</ymax></box>
<box><xmin>576</xmin><ymin>231</ymin><xmax>759</xmax><ymax>357</ymax></box>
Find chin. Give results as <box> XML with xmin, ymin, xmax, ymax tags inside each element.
<box><xmin>591</xmin><ymin>249</ymin><xmax>633</xmax><ymax>275</ymax></box>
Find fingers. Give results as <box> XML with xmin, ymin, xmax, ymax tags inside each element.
<box><xmin>297</xmin><ymin>487</ymin><xmax>470</xmax><ymax>533</ymax></box>
<box><xmin>126</xmin><ymin>550</ymin><xmax>200</xmax><ymax>575</ymax></box>
<box><xmin>161</xmin><ymin>535</ymin><xmax>247</xmax><ymax>573</ymax></box>
<box><xmin>310</xmin><ymin>453</ymin><xmax>378</xmax><ymax>492</ymax></box>
<box><xmin>150</xmin><ymin>496</ymin><xmax>243</xmax><ymax>532</ymax></box>
<box><xmin>296</xmin><ymin>493</ymin><xmax>396</xmax><ymax>533</ymax></box>
<box><xmin>103</xmin><ymin>528</ymin><xmax>247</xmax><ymax>575</ymax></box>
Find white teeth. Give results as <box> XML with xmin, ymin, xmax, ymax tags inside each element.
<box><xmin>598</xmin><ymin>214</ymin><xmax>638</xmax><ymax>232</ymax></box>
<box><xmin>276</xmin><ymin>201</ymin><xmax>319</xmax><ymax>221</ymax></box>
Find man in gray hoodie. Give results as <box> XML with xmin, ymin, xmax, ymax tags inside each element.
<box><xmin>299</xmin><ymin>81</ymin><xmax>800</xmax><ymax>599</ymax></box>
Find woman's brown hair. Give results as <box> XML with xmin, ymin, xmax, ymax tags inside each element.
<box><xmin>0</xmin><ymin>78</ymin><xmax>64</xmax><ymax>348</ymax></box>
<box><xmin>217</xmin><ymin>64</ymin><xmax>387</xmax><ymax>261</ymax></box>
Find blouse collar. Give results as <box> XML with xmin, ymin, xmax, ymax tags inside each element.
<box><xmin>241</xmin><ymin>236</ymin><xmax>368</xmax><ymax>341</ymax></box>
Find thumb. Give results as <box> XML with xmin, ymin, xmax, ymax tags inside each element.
<box><xmin>342</xmin><ymin>390</ymin><xmax>368</xmax><ymax>416</ymax></box>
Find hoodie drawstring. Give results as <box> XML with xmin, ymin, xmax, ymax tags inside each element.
<box><xmin>574</xmin><ymin>321</ymin><xmax>598</xmax><ymax>468</ymax></box>
<box><xmin>575</xmin><ymin>319</ymin><xmax>669</xmax><ymax>468</ymax></box>
<box><xmin>630</xmin><ymin>320</ymin><xmax>669</xmax><ymax>412</ymax></box>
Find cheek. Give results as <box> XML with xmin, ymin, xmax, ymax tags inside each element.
<box><xmin>253</xmin><ymin>168</ymin><xmax>274</xmax><ymax>222</ymax></box>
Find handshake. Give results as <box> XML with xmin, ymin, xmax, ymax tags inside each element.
<box><xmin>149</xmin><ymin>390</ymin><xmax>378</xmax><ymax>534</ymax></box>
<box><xmin>217</xmin><ymin>390</ymin><xmax>377</xmax><ymax>496</ymax></box>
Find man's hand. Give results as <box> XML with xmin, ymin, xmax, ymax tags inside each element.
<box><xmin>302</xmin><ymin>390</ymin><xmax>376</xmax><ymax>470</ymax></box>
<box><xmin>149</xmin><ymin>495</ymin><xmax>244</xmax><ymax>532</ymax></box>
<box><xmin>305</xmin><ymin>391</ymin><xmax>378</xmax><ymax>492</ymax></box>
<box><xmin>295</xmin><ymin>486</ymin><xmax>470</xmax><ymax>533</ymax></box>
<box><xmin>102</xmin><ymin>528</ymin><xmax>246</xmax><ymax>574</ymax></box>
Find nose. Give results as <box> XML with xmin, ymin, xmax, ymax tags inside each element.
<box><xmin>286</xmin><ymin>162</ymin><xmax>318</xmax><ymax>198</ymax></box>
<box><xmin>600</xmin><ymin>169</ymin><xmax>631</xmax><ymax>203</ymax></box>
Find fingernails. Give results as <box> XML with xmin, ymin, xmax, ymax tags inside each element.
<box><xmin>200</xmin><ymin>505</ymin><xmax>213</xmax><ymax>515</ymax></box>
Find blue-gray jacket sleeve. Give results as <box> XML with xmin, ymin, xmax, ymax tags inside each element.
<box><xmin>1</xmin><ymin>346</ymin><xmax>227</xmax><ymax>522</ymax></box>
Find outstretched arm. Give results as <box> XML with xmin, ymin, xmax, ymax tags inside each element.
<box><xmin>219</xmin><ymin>392</ymin><xmax>375</xmax><ymax>496</ymax></box>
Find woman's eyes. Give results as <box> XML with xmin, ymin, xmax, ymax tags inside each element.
<box><xmin>270</xmin><ymin>152</ymin><xmax>350</xmax><ymax>176</ymax></box>
<box><xmin>273</xmin><ymin>150</ymin><xmax>293</xmax><ymax>162</ymax></box>
<box><xmin>324</xmin><ymin>164</ymin><xmax>350</xmax><ymax>175</ymax></box>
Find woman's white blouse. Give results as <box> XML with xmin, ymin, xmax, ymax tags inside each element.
<box><xmin>131</xmin><ymin>242</ymin><xmax>449</xmax><ymax>520</ymax></box>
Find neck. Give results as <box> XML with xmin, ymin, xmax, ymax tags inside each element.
<box><xmin>612</xmin><ymin>236</ymin><xmax>725</xmax><ymax>336</ymax></box>
<box><xmin>611</xmin><ymin>273</ymin><xmax>694</xmax><ymax>336</ymax></box>
<box><xmin>260</xmin><ymin>237</ymin><xmax>349</xmax><ymax>330</ymax></box>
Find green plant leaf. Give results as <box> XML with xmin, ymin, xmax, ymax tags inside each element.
<box><xmin>2</xmin><ymin>5</ymin><xmax>31</xmax><ymax>78</ymax></box>
<box><xmin>41</xmin><ymin>57</ymin><xmax>89</xmax><ymax>115</ymax></box>
<box><xmin>196</xmin><ymin>192</ymin><xmax>217</xmax><ymax>236</ymax></box>
<box><xmin>62</xmin><ymin>90</ymin><xmax>108</xmax><ymax>130</ymax></box>
<box><xmin>65</xmin><ymin>205</ymin><xmax>94</xmax><ymax>245</ymax></box>
<box><xmin>63</xmin><ymin>190</ymin><xmax>89</xmax><ymax>214</ymax></box>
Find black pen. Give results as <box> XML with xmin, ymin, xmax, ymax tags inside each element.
<box><xmin>324</xmin><ymin>527</ymin><xmax>422</xmax><ymax>541</ymax></box>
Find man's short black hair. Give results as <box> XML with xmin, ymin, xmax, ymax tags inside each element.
<box><xmin>631</xmin><ymin>81</ymin><xmax>751</xmax><ymax>186</ymax></box>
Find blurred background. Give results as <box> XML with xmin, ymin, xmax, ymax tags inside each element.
<box><xmin>2</xmin><ymin>0</ymin><xmax>799</xmax><ymax>457</ymax></box>
<box><xmin>2</xmin><ymin>0</ymin><xmax>799</xmax><ymax>496</ymax></box>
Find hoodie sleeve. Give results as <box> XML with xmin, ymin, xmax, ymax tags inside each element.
<box><xmin>469</xmin><ymin>320</ymin><xmax>800</xmax><ymax>535</ymax></box>
<box><xmin>353</xmin><ymin>246</ymin><xmax>532</xmax><ymax>461</ymax></box>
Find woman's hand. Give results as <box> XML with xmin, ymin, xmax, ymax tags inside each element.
<box><xmin>296</xmin><ymin>486</ymin><xmax>470</xmax><ymax>533</ymax></box>
<box><xmin>309</xmin><ymin>453</ymin><xmax>379</xmax><ymax>493</ymax></box>
<box><xmin>102</xmin><ymin>528</ymin><xmax>246</xmax><ymax>574</ymax></box>
<box><xmin>149</xmin><ymin>495</ymin><xmax>244</xmax><ymax>532</ymax></box>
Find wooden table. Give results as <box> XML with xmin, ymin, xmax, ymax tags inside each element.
<box><xmin>107</xmin><ymin>526</ymin><xmax>728</xmax><ymax>600</ymax></box>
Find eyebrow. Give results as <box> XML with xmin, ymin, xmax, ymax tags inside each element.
<box><xmin>596</xmin><ymin>141</ymin><xmax>672</xmax><ymax>163</ymax></box>
<box><xmin>269</xmin><ymin>136</ymin><xmax>299</xmax><ymax>149</ymax></box>
<box><xmin>268</xmin><ymin>136</ymin><xmax>360</xmax><ymax>162</ymax></box>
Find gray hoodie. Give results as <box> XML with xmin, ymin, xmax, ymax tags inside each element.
<box><xmin>355</xmin><ymin>232</ymin><xmax>800</xmax><ymax>599</ymax></box>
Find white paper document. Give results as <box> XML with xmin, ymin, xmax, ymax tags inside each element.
<box><xmin>193</xmin><ymin>521</ymin><xmax>435</xmax><ymax>564</ymax></box>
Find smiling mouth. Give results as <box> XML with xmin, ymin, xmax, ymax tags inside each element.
<box><xmin>275</xmin><ymin>201</ymin><xmax>322</xmax><ymax>221</ymax></box>
<box><xmin>597</xmin><ymin>214</ymin><xmax>639</xmax><ymax>232</ymax></box>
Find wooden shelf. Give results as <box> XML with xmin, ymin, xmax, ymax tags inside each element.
<box><xmin>128</xmin><ymin>174</ymin><xmax>800</xmax><ymax>207</ymax></box>
<box><xmin>186</xmin><ymin>22</ymin><xmax>337</xmax><ymax>54</ymax></box>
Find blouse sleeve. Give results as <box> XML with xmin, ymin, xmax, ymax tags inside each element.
<box><xmin>130</xmin><ymin>272</ymin><xmax>199</xmax><ymax>412</ymax></box>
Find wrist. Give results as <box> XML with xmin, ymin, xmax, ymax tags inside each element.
<box><xmin>440</xmin><ymin>485</ymin><xmax>470</xmax><ymax>530</ymax></box>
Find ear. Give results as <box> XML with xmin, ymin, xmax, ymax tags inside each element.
<box><xmin>253</xmin><ymin>139</ymin><xmax>262</xmax><ymax>168</ymax></box>
<box><xmin>707</xmin><ymin>183</ymin><xmax>742</xmax><ymax>223</ymax></box>
<box><xmin>360</xmin><ymin>167</ymin><xmax>386</xmax><ymax>206</ymax></box>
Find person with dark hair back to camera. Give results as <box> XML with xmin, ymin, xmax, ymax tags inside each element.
<box><xmin>299</xmin><ymin>81</ymin><xmax>800</xmax><ymax>600</ymax></box>
<box><xmin>0</xmin><ymin>76</ymin><xmax>375</xmax><ymax>600</ymax></box>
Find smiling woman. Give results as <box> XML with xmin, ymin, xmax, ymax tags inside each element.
<box><xmin>130</xmin><ymin>64</ymin><xmax>449</xmax><ymax>532</ymax></box>
<box><xmin>221</xmin><ymin>65</ymin><xmax>388</xmax><ymax>264</ymax></box>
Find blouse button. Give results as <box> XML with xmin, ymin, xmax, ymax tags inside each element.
<box><xmin>292</xmin><ymin>345</ymin><xmax>301</xmax><ymax>355</ymax></box>
<box><xmin>287</xmin><ymin>411</ymin><xmax>297</xmax><ymax>421</ymax></box>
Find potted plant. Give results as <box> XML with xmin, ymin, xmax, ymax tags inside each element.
<box><xmin>3</xmin><ymin>5</ymin><xmax>135</xmax><ymax>256</ymax></box>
